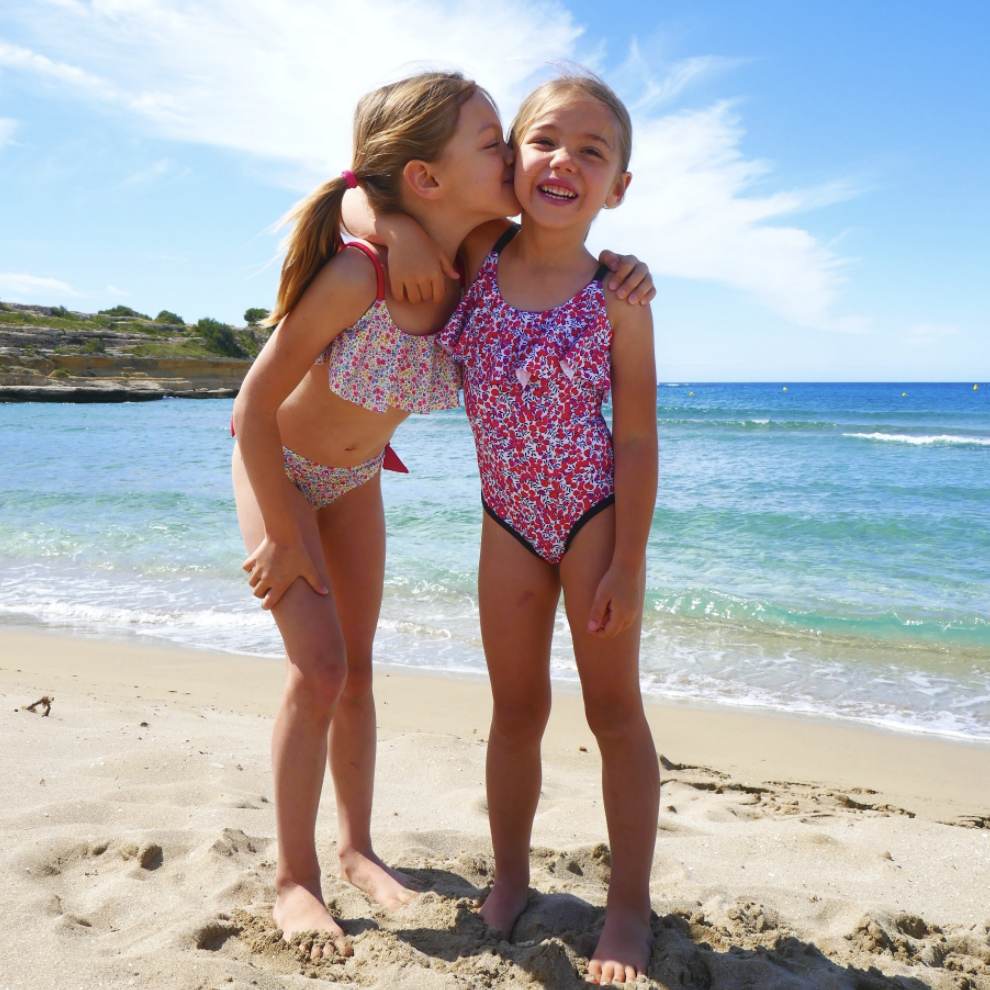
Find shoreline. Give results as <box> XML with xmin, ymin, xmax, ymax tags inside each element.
<box><xmin>2</xmin><ymin>625</ymin><xmax>989</xmax><ymax>988</ymax></box>
<box><xmin>6</xmin><ymin>615</ymin><xmax>990</xmax><ymax>749</ymax></box>
<box><xmin>3</xmin><ymin>625</ymin><xmax>988</xmax><ymax>823</ymax></box>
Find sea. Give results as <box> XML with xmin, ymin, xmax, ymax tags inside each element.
<box><xmin>1</xmin><ymin>383</ymin><xmax>988</xmax><ymax>741</ymax></box>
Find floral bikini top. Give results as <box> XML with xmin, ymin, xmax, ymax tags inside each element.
<box><xmin>314</xmin><ymin>241</ymin><xmax>461</xmax><ymax>415</ymax></box>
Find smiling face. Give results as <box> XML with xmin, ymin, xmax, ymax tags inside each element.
<box><xmin>429</xmin><ymin>90</ymin><xmax>520</xmax><ymax>223</ymax></box>
<box><xmin>513</xmin><ymin>96</ymin><xmax>631</xmax><ymax>230</ymax></box>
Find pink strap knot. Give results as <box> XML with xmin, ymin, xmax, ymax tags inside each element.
<box><xmin>341</xmin><ymin>169</ymin><xmax>358</xmax><ymax>189</ymax></box>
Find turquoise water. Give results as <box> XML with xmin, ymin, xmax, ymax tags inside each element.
<box><xmin>1</xmin><ymin>383</ymin><xmax>988</xmax><ymax>739</ymax></box>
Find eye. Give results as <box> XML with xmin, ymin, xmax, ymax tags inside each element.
<box><xmin>583</xmin><ymin>147</ymin><xmax>604</xmax><ymax>159</ymax></box>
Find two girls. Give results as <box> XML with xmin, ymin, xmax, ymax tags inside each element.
<box><xmin>231</xmin><ymin>71</ymin><xmax>653</xmax><ymax>964</ymax></box>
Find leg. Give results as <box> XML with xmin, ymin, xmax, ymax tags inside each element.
<box><xmin>232</xmin><ymin>447</ymin><xmax>350</xmax><ymax>957</ymax></box>
<box><xmin>477</xmin><ymin>513</ymin><xmax>560</xmax><ymax>936</ymax></box>
<box><xmin>560</xmin><ymin>507</ymin><xmax>659</xmax><ymax>985</ymax></box>
<box><xmin>317</xmin><ymin>472</ymin><xmax>415</xmax><ymax>909</ymax></box>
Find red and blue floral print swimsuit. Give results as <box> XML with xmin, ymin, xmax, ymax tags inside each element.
<box><xmin>440</xmin><ymin>225</ymin><xmax>615</xmax><ymax>564</ymax></box>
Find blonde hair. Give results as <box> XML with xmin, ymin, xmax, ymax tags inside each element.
<box><xmin>508</xmin><ymin>66</ymin><xmax>633</xmax><ymax>174</ymax></box>
<box><xmin>267</xmin><ymin>72</ymin><xmax>486</xmax><ymax>326</ymax></box>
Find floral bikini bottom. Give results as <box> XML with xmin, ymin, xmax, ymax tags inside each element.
<box><xmin>282</xmin><ymin>445</ymin><xmax>408</xmax><ymax>509</ymax></box>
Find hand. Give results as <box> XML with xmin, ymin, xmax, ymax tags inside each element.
<box><xmin>242</xmin><ymin>535</ymin><xmax>328</xmax><ymax>610</ymax></box>
<box><xmin>597</xmin><ymin>251</ymin><xmax>656</xmax><ymax>305</ymax></box>
<box><xmin>587</xmin><ymin>565</ymin><xmax>642</xmax><ymax>638</ymax></box>
<box><xmin>385</xmin><ymin>222</ymin><xmax>459</xmax><ymax>304</ymax></box>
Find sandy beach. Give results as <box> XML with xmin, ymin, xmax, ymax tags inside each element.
<box><xmin>1</xmin><ymin>626</ymin><xmax>988</xmax><ymax>989</ymax></box>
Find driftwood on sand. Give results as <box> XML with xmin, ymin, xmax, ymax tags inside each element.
<box><xmin>23</xmin><ymin>695</ymin><xmax>53</xmax><ymax>716</ymax></box>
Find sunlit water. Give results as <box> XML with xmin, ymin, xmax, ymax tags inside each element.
<box><xmin>1</xmin><ymin>383</ymin><xmax>988</xmax><ymax>739</ymax></box>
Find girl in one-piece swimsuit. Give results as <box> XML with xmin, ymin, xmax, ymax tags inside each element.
<box><xmin>439</xmin><ymin>69</ymin><xmax>662</xmax><ymax>986</ymax></box>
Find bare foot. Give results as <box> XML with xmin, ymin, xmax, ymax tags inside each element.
<box><xmin>339</xmin><ymin>848</ymin><xmax>418</xmax><ymax>911</ymax></box>
<box><xmin>587</xmin><ymin>908</ymin><xmax>652</xmax><ymax>985</ymax></box>
<box><xmin>479</xmin><ymin>878</ymin><xmax>529</xmax><ymax>938</ymax></box>
<box><xmin>273</xmin><ymin>880</ymin><xmax>352</xmax><ymax>960</ymax></box>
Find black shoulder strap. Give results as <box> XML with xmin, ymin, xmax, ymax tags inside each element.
<box><xmin>493</xmin><ymin>223</ymin><xmax>521</xmax><ymax>255</ymax></box>
<box><xmin>592</xmin><ymin>263</ymin><xmax>611</xmax><ymax>284</ymax></box>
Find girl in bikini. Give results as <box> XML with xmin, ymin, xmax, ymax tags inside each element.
<box><xmin>440</xmin><ymin>70</ymin><xmax>661</xmax><ymax>985</ymax></box>
<box><xmin>231</xmin><ymin>71</ymin><xmax>654</xmax><ymax>957</ymax></box>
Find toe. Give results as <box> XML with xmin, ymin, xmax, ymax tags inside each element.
<box><xmin>334</xmin><ymin>934</ymin><xmax>353</xmax><ymax>958</ymax></box>
<box><xmin>310</xmin><ymin>943</ymin><xmax>322</xmax><ymax>961</ymax></box>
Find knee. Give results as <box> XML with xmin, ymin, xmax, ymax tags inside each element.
<box><xmin>287</xmin><ymin>648</ymin><xmax>347</xmax><ymax>717</ymax></box>
<box><xmin>491</xmin><ymin>693</ymin><xmax>551</xmax><ymax>747</ymax></box>
<box><xmin>338</xmin><ymin>659</ymin><xmax>373</xmax><ymax>705</ymax></box>
<box><xmin>584</xmin><ymin>693</ymin><xmax>645</xmax><ymax>742</ymax></box>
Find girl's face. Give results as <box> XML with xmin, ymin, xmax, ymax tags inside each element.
<box><xmin>434</xmin><ymin>90</ymin><xmax>520</xmax><ymax>222</ymax></box>
<box><xmin>513</xmin><ymin>97</ymin><xmax>631</xmax><ymax>229</ymax></box>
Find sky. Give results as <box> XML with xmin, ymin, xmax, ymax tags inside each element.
<box><xmin>0</xmin><ymin>0</ymin><xmax>987</xmax><ymax>381</ymax></box>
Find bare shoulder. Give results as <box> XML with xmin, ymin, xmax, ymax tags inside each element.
<box><xmin>295</xmin><ymin>244</ymin><xmax>379</xmax><ymax>325</ymax></box>
<box><xmin>460</xmin><ymin>219</ymin><xmax>512</xmax><ymax>282</ymax></box>
<box><xmin>603</xmin><ymin>285</ymin><xmax>654</xmax><ymax>341</ymax></box>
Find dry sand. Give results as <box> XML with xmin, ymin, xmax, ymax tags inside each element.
<box><xmin>1</xmin><ymin>626</ymin><xmax>988</xmax><ymax>989</ymax></box>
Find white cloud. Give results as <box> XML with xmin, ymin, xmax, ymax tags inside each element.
<box><xmin>1</xmin><ymin>0</ymin><xmax>582</xmax><ymax>176</ymax></box>
<box><xmin>0</xmin><ymin>117</ymin><xmax>17</xmax><ymax>147</ymax></box>
<box><xmin>106</xmin><ymin>284</ymin><xmax>130</xmax><ymax>297</ymax></box>
<box><xmin>908</xmin><ymin>322</ymin><xmax>958</xmax><ymax>341</ymax></box>
<box><xmin>1</xmin><ymin>0</ymin><xmax>864</xmax><ymax>330</ymax></box>
<box><xmin>119</xmin><ymin>158</ymin><xmax>170</xmax><ymax>187</ymax></box>
<box><xmin>0</xmin><ymin>272</ymin><xmax>81</xmax><ymax>301</ymax></box>
<box><xmin>594</xmin><ymin>101</ymin><xmax>865</xmax><ymax>330</ymax></box>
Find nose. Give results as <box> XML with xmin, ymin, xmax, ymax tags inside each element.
<box><xmin>549</xmin><ymin>145</ymin><xmax>576</xmax><ymax>172</ymax></box>
<box><xmin>502</xmin><ymin>141</ymin><xmax>514</xmax><ymax>167</ymax></box>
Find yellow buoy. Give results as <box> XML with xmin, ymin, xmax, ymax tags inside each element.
<box><xmin>783</xmin><ymin>387</ymin><xmax>787</xmax><ymax>391</ymax></box>
<box><xmin>689</xmin><ymin>391</ymin><xmax>694</xmax><ymax>396</ymax></box>
<box><xmin>902</xmin><ymin>392</ymin><xmax>906</xmax><ymax>397</ymax></box>
<box><xmin>975</xmin><ymin>384</ymin><xmax>979</xmax><ymax>390</ymax></box>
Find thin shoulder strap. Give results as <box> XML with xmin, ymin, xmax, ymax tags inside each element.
<box><xmin>493</xmin><ymin>223</ymin><xmax>520</xmax><ymax>255</ymax></box>
<box><xmin>341</xmin><ymin>241</ymin><xmax>385</xmax><ymax>301</ymax></box>
<box><xmin>592</xmin><ymin>262</ymin><xmax>611</xmax><ymax>284</ymax></box>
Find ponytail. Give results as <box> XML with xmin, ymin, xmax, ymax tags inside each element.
<box><xmin>264</xmin><ymin>175</ymin><xmax>349</xmax><ymax>327</ymax></box>
<box><xmin>265</xmin><ymin>72</ymin><xmax>487</xmax><ymax>328</ymax></box>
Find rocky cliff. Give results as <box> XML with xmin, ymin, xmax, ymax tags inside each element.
<box><xmin>0</xmin><ymin>303</ymin><xmax>265</xmax><ymax>402</ymax></box>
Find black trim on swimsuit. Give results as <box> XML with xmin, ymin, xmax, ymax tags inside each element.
<box><xmin>493</xmin><ymin>223</ymin><xmax>521</xmax><ymax>255</ymax></box>
<box><xmin>494</xmin><ymin>225</ymin><xmax>610</xmax><ymax>284</ymax></box>
<box><xmin>563</xmin><ymin>493</ymin><xmax>616</xmax><ymax>553</ymax></box>
<box><xmin>482</xmin><ymin>493</ymin><xmax>616</xmax><ymax>563</ymax></box>
<box><xmin>482</xmin><ymin>497</ymin><xmax>541</xmax><ymax>558</ymax></box>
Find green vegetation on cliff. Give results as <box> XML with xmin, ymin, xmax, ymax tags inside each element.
<box><xmin>0</xmin><ymin>302</ymin><xmax>269</xmax><ymax>393</ymax></box>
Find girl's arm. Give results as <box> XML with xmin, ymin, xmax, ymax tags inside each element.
<box><xmin>340</xmin><ymin>187</ymin><xmax>458</xmax><ymax>303</ymax></box>
<box><xmin>341</xmin><ymin>188</ymin><xmax>658</xmax><ymax>304</ymax></box>
<box><xmin>232</xmin><ymin>250</ymin><xmax>379</xmax><ymax>609</ymax></box>
<box><xmin>587</xmin><ymin>298</ymin><xmax>658</xmax><ymax>637</ymax></box>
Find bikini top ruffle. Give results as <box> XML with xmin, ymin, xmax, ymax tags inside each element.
<box><xmin>316</xmin><ymin>300</ymin><xmax>461</xmax><ymax>415</ymax></box>
<box><xmin>315</xmin><ymin>242</ymin><xmax>461</xmax><ymax>416</ymax></box>
<box><xmin>438</xmin><ymin>246</ymin><xmax>612</xmax><ymax>402</ymax></box>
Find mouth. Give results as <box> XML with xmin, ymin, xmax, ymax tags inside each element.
<box><xmin>538</xmin><ymin>183</ymin><xmax>578</xmax><ymax>203</ymax></box>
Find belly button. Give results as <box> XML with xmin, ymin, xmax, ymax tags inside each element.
<box><xmin>345</xmin><ymin>444</ymin><xmax>357</xmax><ymax>451</ymax></box>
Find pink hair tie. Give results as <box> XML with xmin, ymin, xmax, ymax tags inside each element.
<box><xmin>341</xmin><ymin>169</ymin><xmax>358</xmax><ymax>189</ymax></box>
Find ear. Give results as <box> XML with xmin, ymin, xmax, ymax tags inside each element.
<box><xmin>402</xmin><ymin>160</ymin><xmax>442</xmax><ymax>201</ymax></box>
<box><xmin>604</xmin><ymin>171</ymin><xmax>632</xmax><ymax>210</ymax></box>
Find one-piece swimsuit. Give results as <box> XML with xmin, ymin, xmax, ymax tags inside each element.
<box><xmin>439</xmin><ymin>225</ymin><xmax>614</xmax><ymax>563</ymax></box>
